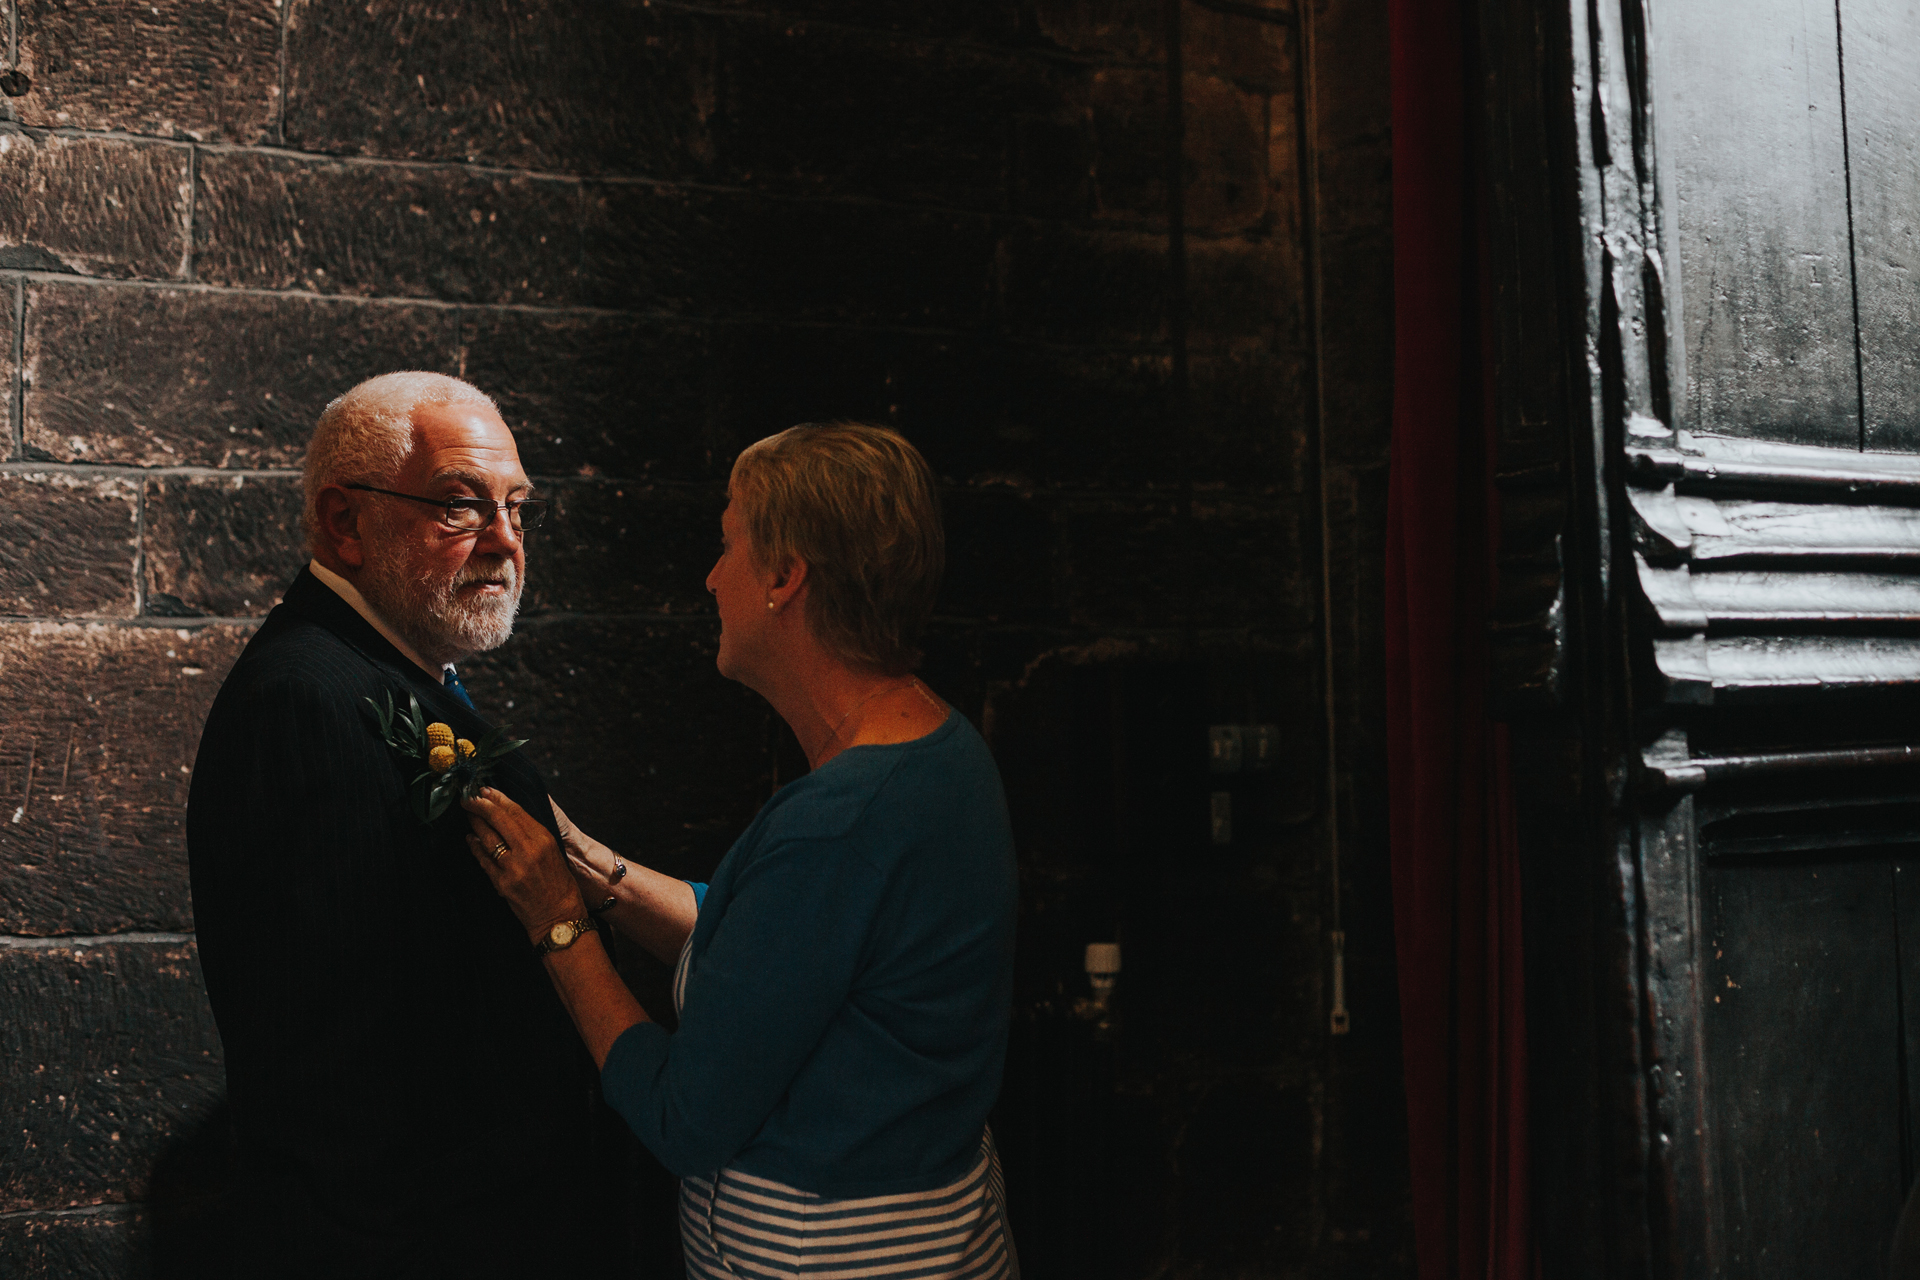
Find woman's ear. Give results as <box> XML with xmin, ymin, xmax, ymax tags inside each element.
<box><xmin>766</xmin><ymin>557</ymin><xmax>809</xmax><ymax>609</ymax></box>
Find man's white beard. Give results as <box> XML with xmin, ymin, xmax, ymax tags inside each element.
<box><xmin>358</xmin><ymin>532</ymin><xmax>522</xmax><ymax>666</ymax></box>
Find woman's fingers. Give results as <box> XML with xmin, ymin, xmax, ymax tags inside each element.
<box><xmin>464</xmin><ymin>787</ymin><xmax>529</xmax><ymax>837</ymax></box>
<box><xmin>460</xmin><ymin>788</ymin><xmax>587</xmax><ymax>934</ymax></box>
<box><xmin>563</xmin><ymin>849</ymin><xmax>608</xmax><ymax>902</ymax></box>
<box><xmin>467</xmin><ymin>812</ymin><xmax>505</xmax><ymax>857</ymax></box>
<box><xmin>465</xmin><ymin>789</ymin><xmax>551</xmax><ymax>855</ymax></box>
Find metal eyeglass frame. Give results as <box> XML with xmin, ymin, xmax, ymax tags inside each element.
<box><xmin>343</xmin><ymin>483</ymin><xmax>549</xmax><ymax>532</ymax></box>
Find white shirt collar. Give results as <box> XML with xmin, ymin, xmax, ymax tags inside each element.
<box><xmin>307</xmin><ymin>559</ymin><xmax>447</xmax><ymax>684</ymax></box>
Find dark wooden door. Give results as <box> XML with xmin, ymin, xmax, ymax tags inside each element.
<box><xmin>1481</xmin><ymin>0</ymin><xmax>1920</xmax><ymax>1274</ymax></box>
<box><xmin>1701</xmin><ymin>856</ymin><xmax>1906</xmax><ymax>1275</ymax></box>
<box><xmin>1649</xmin><ymin>3</ymin><xmax>1920</xmax><ymax>1271</ymax></box>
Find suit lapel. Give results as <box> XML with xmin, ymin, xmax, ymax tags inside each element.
<box><xmin>278</xmin><ymin>567</ymin><xmax>555</xmax><ymax>836</ymax></box>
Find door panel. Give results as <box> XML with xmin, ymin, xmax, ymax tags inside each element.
<box><xmin>1898</xmin><ymin>862</ymin><xmax>1920</xmax><ymax>1181</ymax></box>
<box><xmin>1659</xmin><ymin>0</ymin><xmax>1860</xmax><ymax>445</ymax></box>
<box><xmin>1841</xmin><ymin>0</ymin><xmax>1920</xmax><ymax>451</ymax></box>
<box><xmin>1703</xmin><ymin>859</ymin><xmax>1904</xmax><ymax>1277</ymax></box>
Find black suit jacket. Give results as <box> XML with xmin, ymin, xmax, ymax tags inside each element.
<box><xmin>188</xmin><ymin>568</ymin><xmax>612</xmax><ymax>1276</ymax></box>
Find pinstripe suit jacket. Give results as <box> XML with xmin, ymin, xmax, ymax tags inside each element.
<box><xmin>187</xmin><ymin>567</ymin><xmax>611</xmax><ymax>1276</ymax></box>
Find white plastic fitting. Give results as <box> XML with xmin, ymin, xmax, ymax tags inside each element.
<box><xmin>1084</xmin><ymin>942</ymin><xmax>1121</xmax><ymax>1001</ymax></box>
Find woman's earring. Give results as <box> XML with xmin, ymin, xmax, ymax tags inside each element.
<box><xmin>767</xmin><ymin>599</ymin><xmax>776</xmax><ymax>610</ymax></box>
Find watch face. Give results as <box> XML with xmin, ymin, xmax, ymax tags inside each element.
<box><xmin>549</xmin><ymin>922</ymin><xmax>576</xmax><ymax>947</ymax></box>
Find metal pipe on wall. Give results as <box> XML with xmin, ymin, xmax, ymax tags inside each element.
<box><xmin>1175</xmin><ymin>0</ymin><xmax>1346</xmax><ymax>1035</ymax></box>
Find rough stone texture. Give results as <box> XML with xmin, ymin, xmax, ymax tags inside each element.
<box><xmin>0</xmin><ymin>623</ymin><xmax>250</xmax><ymax>935</ymax></box>
<box><xmin>10</xmin><ymin>0</ymin><xmax>280</xmax><ymax>143</ymax></box>
<box><xmin>286</xmin><ymin>4</ymin><xmax>1054</xmax><ymax>211</ymax></box>
<box><xmin>1187</xmin><ymin>235</ymin><xmax>1310</xmax><ymax>350</ymax></box>
<box><xmin>714</xmin><ymin>330</ymin><xmax>1313</xmax><ymax>495</ymax></box>
<box><xmin>1032</xmin><ymin>0</ymin><xmax>1300</xmax><ymax>79</ymax></box>
<box><xmin>939</xmin><ymin>488</ymin><xmax>1060</xmax><ymax>624</ymax></box>
<box><xmin>284</xmin><ymin>0</ymin><xmax>714</xmax><ymax>177</ymax></box>
<box><xmin>0</xmin><ymin>941</ymin><xmax>224</xmax><ymax>1210</ymax></box>
<box><xmin>523</xmin><ymin>480</ymin><xmax>720</xmax><ymax>618</ymax></box>
<box><xmin>21</xmin><ymin>284</ymin><xmax>460</xmax><ymax>468</ymax></box>
<box><xmin>1087</xmin><ymin>68</ymin><xmax>1280</xmax><ymax>236</ymax></box>
<box><xmin>1188</xmin><ymin>348</ymin><xmax>1315</xmax><ymax>487</ymax></box>
<box><xmin>708</xmin><ymin>333</ymin><xmax>1310</xmax><ymax>493</ymax></box>
<box><xmin>1318</xmin><ymin>226</ymin><xmax>1394</xmax><ymax>470</ymax></box>
<box><xmin>694</xmin><ymin>19</ymin><xmax>1055</xmax><ymax>211</ymax></box>
<box><xmin>994</xmin><ymin>225</ymin><xmax>1305</xmax><ymax>354</ymax></box>
<box><xmin>0</xmin><ymin>0</ymin><xmax>1409</xmax><ymax>1272</ymax></box>
<box><xmin>658</xmin><ymin>0</ymin><xmax>1024</xmax><ymax>44</ymax></box>
<box><xmin>997</xmin><ymin>224</ymin><xmax>1169</xmax><ymax>344</ymax></box>
<box><xmin>142</xmin><ymin>475</ymin><xmax>303</xmax><ymax>618</ymax></box>
<box><xmin>0</xmin><ymin>473</ymin><xmax>139</xmax><ymax>617</ymax></box>
<box><xmin>458</xmin><ymin>619</ymin><xmax>769</xmax><ymax>879</ymax></box>
<box><xmin>1061</xmin><ymin>497</ymin><xmax>1313</xmax><ymax>631</ymax></box>
<box><xmin>0</xmin><ymin>134</ymin><xmax>190</xmax><ymax>280</ymax></box>
<box><xmin>580</xmin><ymin>184</ymin><xmax>998</xmax><ymax>324</ymax></box>
<box><xmin>0</xmin><ymin>1206</ymin><xmax>151</xmax><ymax>1280</ymax></box>
<box><xmin>710</xmin><ymin>326</ymin><xmax>1175</xmax><ymax>488</ymax></box>
<box><xmin>458</xmin><ymin>309</ymin><xmax>713</xmax><ymax>481</ymax></box>
<box><xmin>194</xmin><ymin>151</ymin><xmax>581</xmax><ymax>305</ymax></box>
<box><xmin>3</xmin><ymin>283</ymin><xmax>18</xmax><ymax>458</ymax></box>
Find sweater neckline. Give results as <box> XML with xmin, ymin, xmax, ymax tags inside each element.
<box><xmin>812</xmin><ymin>706</ymin><xmax>961</xmax><ymax>772</ymax></box>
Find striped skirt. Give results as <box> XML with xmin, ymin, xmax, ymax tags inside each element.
<box><xmin>670</xmin><ymin>938</ymin><xmax>1018</xmax><ymax>1279</ymax></box>
<box><xmin>678</xmin><ymin>1129</ymin><xmax>1019</xmax><ymax>1280</ymax></box>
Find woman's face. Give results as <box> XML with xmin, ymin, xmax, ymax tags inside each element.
<box><xmin>706</xmin><ymin>499</ymin><xmax>769</xmax><ymax>682</ymax></box>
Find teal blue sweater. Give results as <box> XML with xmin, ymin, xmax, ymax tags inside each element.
<box><xmin>601</xmin><ymin>711</ymin><xmax>1019</xmax><ymax>1197</ymax></box>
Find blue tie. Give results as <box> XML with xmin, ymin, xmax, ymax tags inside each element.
<box><xmin>442</xmin><ymin>665</ymin><xmax>475</xmax><ymax>710</ymax></box>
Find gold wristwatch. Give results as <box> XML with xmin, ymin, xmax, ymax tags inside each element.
<box><xmin>533</xmin><ymin>916</ymin><xmax>598</xmax><ymax>958</ymax></box>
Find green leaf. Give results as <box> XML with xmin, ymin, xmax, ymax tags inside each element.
<box><xmin>425</xmin><ymin>782</ymin><xmax>457</xmax><ymax>822</ymax></box>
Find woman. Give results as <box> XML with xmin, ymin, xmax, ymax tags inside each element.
<box><xmin>462</xmin><ymin>422</ymin><xmax>1020</xmax><ymax>1279</ymax></box>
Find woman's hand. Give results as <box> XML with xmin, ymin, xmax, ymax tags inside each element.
<box><xmin>549</xmin><ymin>798</ymin><xmax>626</xmax><ymax>910</ymax></box>
<box><xmin>464</xmin><ymin>788</ymin><xmax>588</xmax><ymax>941</ymax></box>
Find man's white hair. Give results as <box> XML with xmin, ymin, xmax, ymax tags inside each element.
<box><xmin>302</xmin><ymin>371</ymin><xmax>498</xmax><ymax>553</ymax></box>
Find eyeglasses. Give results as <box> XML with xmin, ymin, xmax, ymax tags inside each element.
<box><xmin>345</xmin><ymin>484</ymin><xmax>549</xmax><ymax>532</ymax></box>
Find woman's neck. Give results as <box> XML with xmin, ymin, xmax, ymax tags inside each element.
<box><xmin>766</xmin><ymin>662</ymin><xmax>945</xmax><ymax>771</ymax></box>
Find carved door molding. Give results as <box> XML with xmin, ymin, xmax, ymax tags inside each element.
<box><xmin>1483</xmin><ymin>0</ymin><xmax>1920</xmax><ymax>1275</ymax></box>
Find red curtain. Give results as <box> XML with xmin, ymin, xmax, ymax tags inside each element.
<box><xmin>1385</xmin><ymin>2</ymin><xmax>1532</xmax><ymax>1278</ymax></box>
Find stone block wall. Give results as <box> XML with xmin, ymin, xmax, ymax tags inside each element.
<box><xmin>0</xmin><ymin>2</ymin><xmax>1405</xmax><ymax>1276</ymax></box>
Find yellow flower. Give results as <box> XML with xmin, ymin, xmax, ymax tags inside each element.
<box><xmin>428</xmin><ymin>745</ymin><xmax>457</xmax><ymax>773</ymax></box>
<box><xmin>426</xmin><ymin>723</ymin><xmax>455</xmax><ymax>751</ymax></box>
<box><xmin>456</xmin><ymin>738</ymin><xmax>476</xmax><ymax>759</ymax></box>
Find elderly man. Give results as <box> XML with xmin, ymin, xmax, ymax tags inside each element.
<box><xmin>188</xmin><ymin>373</ymin><xmax>615</xmax><ymax>1275</ymax></box>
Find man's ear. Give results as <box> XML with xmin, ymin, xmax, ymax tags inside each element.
<box><xmin>314</xmin><ymin>486</ymin><xmax>367</xmax><ymax>570</ymax></box>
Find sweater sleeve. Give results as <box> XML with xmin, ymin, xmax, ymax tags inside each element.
<box><xmin>600</xmin><ymin>835</ymin><xmax>885</xmax><ymax>1175</ymax></box>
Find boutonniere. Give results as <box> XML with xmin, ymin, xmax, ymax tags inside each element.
<box><xmin>363</xmin><ymin>690</ymin><xmax>529</xmax><ymax>823</ymax></box>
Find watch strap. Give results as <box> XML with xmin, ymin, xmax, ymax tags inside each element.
<box><xmin>533</xmin><ymin>916</ymin><xmax>598</xmax><ymax>957</ymax></box>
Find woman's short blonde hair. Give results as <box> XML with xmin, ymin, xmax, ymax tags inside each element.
<box><xmin>730</xmin><ymin>422</ymin><xmax>944</xmax><ymax>675</ymax></box>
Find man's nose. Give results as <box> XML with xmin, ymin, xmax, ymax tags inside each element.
<box><xmin>475</xmin><ymin>506</ymin><xmax>523</xmax><ymax>553</ymax></box>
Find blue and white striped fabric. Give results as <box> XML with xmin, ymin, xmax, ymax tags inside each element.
<box><xmin>671</xmin><ymin>940</ymin><xmax>1019</xmax><ymax>1280</ymax></box>
<box><xmin>679</xmin><ymin>1131</ymin><xmax>1018</xmax><ymax>1280</ymax></box>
